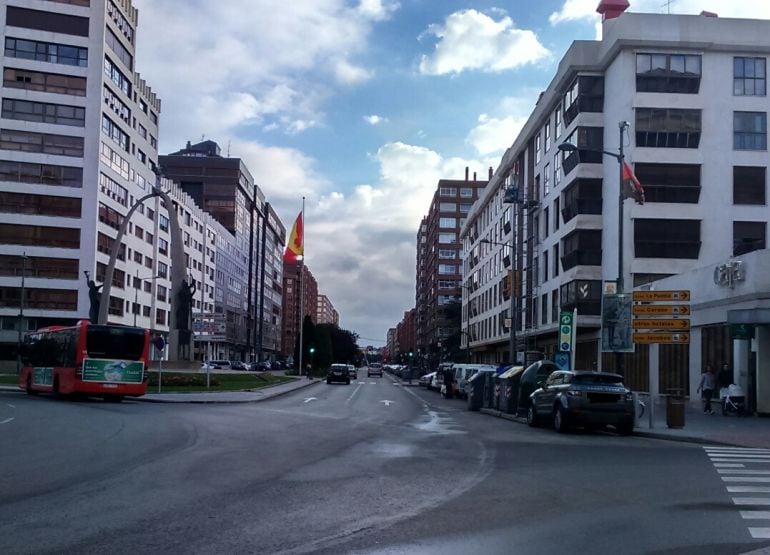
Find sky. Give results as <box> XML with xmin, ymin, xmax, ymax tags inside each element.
<box><xmin>131</xmin><ymin>0</ymin><xmax>770</xmax><ymax>346</ymax></box>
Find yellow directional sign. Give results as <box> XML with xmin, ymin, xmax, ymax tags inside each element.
<box><xmin>632</xmin><ymin>319</ymin><xmax>690</xmax><ymax>330</ymax></box>
<box><xmin>633</xmin><ymin>305</ymin><xmax>690</xmax><ymax>316</ymax></box>
<box><xmin>633</xmin><ymin>332</ymin><xmax>690</xmax><ymax>344</ymax></box>
<box><xmin>632</xmin><ymin>290</ymin><xmax>690</xmax><ymax>302</ymax></box>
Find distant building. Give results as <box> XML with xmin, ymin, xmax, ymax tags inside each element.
<box><xmin>281</xmin><ymin>261</ymin><xmax>318</xmax><ymax>358</ymax></box>
<box><xmin>416</xmin><ymin>167</ymin><xmax>489</xmax><ymax>368</ymax></box>
<box><xmin>316</xmin><ymin>294</ymin><xmax>339</xmax><ymax>325</ymax></box>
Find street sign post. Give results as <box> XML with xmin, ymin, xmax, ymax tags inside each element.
<box><xmin>633</xmin><ymin>332</ymin><xmax>690</xmax><ymax>344</ymax></box>
<box><xmin>632</xmin><ymin>290</ymin><xmax>690</xmax><ymax>302</ymax></box>
<box><xmin>632</xmin><ymin>319</ymin><xmax>690</xmax><ymax>330</ymax></box>
<box><xmin>632</xmin><ymin>304</ymin><xmax>690</xmax><ymax>316</ymax></box>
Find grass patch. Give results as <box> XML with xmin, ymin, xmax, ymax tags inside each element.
<box><xmin>0</xmin><ymin>374</ymin><xmax>18</xmax><ymax>386</ymax></box>
<box><xmin>145</xmin><ymin>371</ymin><xmax>294</xmax><ymax>393</ymax></box>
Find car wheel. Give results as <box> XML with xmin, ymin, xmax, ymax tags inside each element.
<box><xmin>346</xmin><ymin>379</ymin><xmax>350</xmax><ymax>385</ymax></box>
<box><xmin>617</xmin><ymin>420</ymin><xmax>634</xmax><ymax>436</ymax></box>
<box><xmin>25</xmin><ymin>375</ymin><xmax>38</xmax><ymax>396</ymax></box>
<box><xmin>326</xmin><ymin>379</ymin><xmax>331</xmax><ymax>384</ymax></box>
<box><xmin>527</xmin><ymin>405</ymin><xmax>538</xmax><ymax>427</ymax></box>
<box><xmin>553</xmin><ymin>406</ymin><xmax>570</xmax><ymax>433</ymax></box>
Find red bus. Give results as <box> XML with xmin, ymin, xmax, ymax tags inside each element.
<box><xmin>19</xmin><ymin>321</ymin><xmax>150</xmax><ymax>401</ymax></box>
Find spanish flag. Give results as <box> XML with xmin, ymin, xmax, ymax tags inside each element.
<box><xmin>283</xmin><ymin>212</ymin><xmax>304</xmax><ymax>263</ymax></box>
<box><xmin>622</xmin><ymin>161</ymin><xmax>645</xmax><ymax>205</ymax></box>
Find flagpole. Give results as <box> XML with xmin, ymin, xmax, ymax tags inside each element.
<box><xmin>298</xmin><ymin>196</ymin><xmax>306</xmax><ymax>377</ymax></box>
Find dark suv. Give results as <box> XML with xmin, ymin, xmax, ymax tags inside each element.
<box><xmin>327</xmin><ymin>364</ymin><xmax>351</xmax><ymax>385</ymax></box>
<box><xmin>527</xmin><ymin>370</ymin><xmax>635</xmax><ymax>435</ymax></box>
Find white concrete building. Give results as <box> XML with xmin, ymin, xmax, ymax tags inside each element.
<box><xmin>461</xmin><ymin>3</ymin><xmax>770</xmax><ymax>413</ymax></box>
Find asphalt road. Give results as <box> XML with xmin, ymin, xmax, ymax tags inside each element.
<box><xmin>1</xmin><ymin>370</ymin><xmax>769</xmax><ymax>555</ymax></box>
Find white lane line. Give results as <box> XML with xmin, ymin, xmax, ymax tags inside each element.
<box><xmin>714</xmin><ymin>463</ymin><xmax>746</xmax><ymax>468</ymax></box>
<box><xmin>741</xmin><ymin>511</ymin><xmax>770</xmax><ymax>519</ymax></box>
<box><xmin>719</xmin><ymin>470</ymin><xmax>770</xmax><ymax>475</ymax></box>
<box><xmin>733</xmin><ymin>498</ymin><xmax>770</xmax><ymax>506</ymax></box>
<box><xmin>369</xmin><ymin>382</ymin><xmax>377</xmax><ymax>385</ymax></box>
<box><xmin>709</xmin><ymin>454</ymin><xmax>770</xmax><ymax>459</ymax></box>
<box><xmin>346</xmin><ymin>384</ymin><xmax>363</xmax><ymax>404</ymax></box>
<box><xmin>706</xmin><ymin>447</ymin><xmax>770</xmax><ymax>452</ymax></box>
<box><xmin>0</xmin><ymin>417</ymin><xmax>14</xmax><ymax>425</ymax></box>
<box><xmin>749</xmin><ymin>528</ymin><xmax>770</xmax><ymax>538</ymax></box>
<box><xmin>7</xmin><ymin>404</ymin><xmax>15</xmax><ymax>409</ymax></box>
<box><xmin>727</xmin><ymin>486</ymin><xmax>770</xmax><ymax>493</ymax></box>
<box><xmin>723</xmin><ymin>477</ymin><xmax>770</xmax><ymax>483</ymax></box>
<box><xmin>711</xmin><ymin>459</ymin><xmax>770</xmax><ymax>464</ymax></box>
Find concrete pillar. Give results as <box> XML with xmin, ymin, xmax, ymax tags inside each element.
<box><xmin>755</xmin><ymin>327</ymin><xmax>770</xmax><ymax>414</ymax></box>
<box><xmin>734</xmin><ymin>338</ymin><xmax>751</xmax><ymax>393</ymax></box>
<box><xmin>689</xmin><ymin>327</ymin><xmax>703</xmax><ymax>404</ymax></box>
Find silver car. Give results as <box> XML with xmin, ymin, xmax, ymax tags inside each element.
<box><xmin>527</xmin><ymin>370</ymin><xmax>635</xmax><ymax>435</ymax></box>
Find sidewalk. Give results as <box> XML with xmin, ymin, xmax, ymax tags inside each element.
<box><xmin>0</xmin><ymin>376</ymin><xmax>321</xmax><ymax>404</ymax></box>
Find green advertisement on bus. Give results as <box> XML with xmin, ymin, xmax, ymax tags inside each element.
<box><xmin>82</xmin><ymin>359</ymin><xmax>144</xmax><ymax>383</ymax></box>
<box><xmin>33</xmin><ymin>367</ymin><xmax>53</xmax><ymax>386</ymax></box>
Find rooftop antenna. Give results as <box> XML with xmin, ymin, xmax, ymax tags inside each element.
<box><xmin>662</xmin><ymin>0</ymin><xmax>675</xmax><ymax>14</ymax></box>
<box><xmin>227</xmin><ymin>140</ymin><xmax>231</xmax><ymax>157</ymax></box>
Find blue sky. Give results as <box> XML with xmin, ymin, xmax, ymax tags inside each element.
<box><xmin>131</xmin><ymin>0</ymin><xmax>769</xmax><ymax>345</ymax></box>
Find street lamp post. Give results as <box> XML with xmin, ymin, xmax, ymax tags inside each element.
<box><xmin>481</xmin><ymin>239</ymin><xmax>516</xmax><ymax>366</ymax></box>
<box><xmin>558</xmin><ymin>121</ymin><xmax>630</xmax><ymax>294</ymax></box>
<box><xmin>16</xmin><ymin>252</ymin><xmax>26</xmax><ymax>374</ymax></box>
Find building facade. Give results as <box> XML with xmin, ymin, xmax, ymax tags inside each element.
<box><xmin>461</xmin><ymin>4</ymin><xmax>770</xmax><ymax>411</ymax></box>
<box><xmin>416</xmin><ymin>168</ymin><xmax>489</xmax><ymax>368</ymax></box>
<box><xmin>316</xmin><ymin>294</ymin><xmax>338</xmax><ymax>326</ymax></box>
<box><xmin>159</xmin><ymin>140</ymin><xmax>285</xmax><ymax>363</ymax></box>
<box><xmin>0</xmin><ymin>0</ymin><xmax>200</xmax><ymax>363</ymax></box>
<box><xmin>281</xmin><ymin>261</ymin><xmax>317</xmax><ymax>358</ymax></box>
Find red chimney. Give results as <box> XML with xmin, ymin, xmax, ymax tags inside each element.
<box><xmin>473</xmin><ymin>172</ymin><xmax>477</xmax><ymax>182</ymax></box>
<box><xmin>596</xmin><ymin>0</ymin><xmax>629</xmax><ymax>21</ymax></box>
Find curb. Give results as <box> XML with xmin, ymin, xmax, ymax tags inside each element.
<box><xmin>478</xmin><ymin>406</ymin><xmax>753</xmax><ymax>448</ymax></box>
<box><xmin>135</xmin><ymin>378</ymin><xmax>322</xmax><ymax>404</ymax></box>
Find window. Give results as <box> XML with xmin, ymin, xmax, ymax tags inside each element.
<box><xmin>0</xmin><ymin>129</ymin><xmax>83</xmax><ymax>157</ymax></box>
<box><xmin>561</xmin><ymin>127</ymin><xmax>604</xmax><ymax>174</ymax></box>
<box><xmin>535</xmin><ymin>133</ymin><xmax>541</xmax><ymax>164</ymax></box>
<box><xmin>633</xmin><ymin>163</ymin><xmax>701</xmax><ymax>203</ymax></box>
<box><xmin>459</xmin><ymin>203</ymin><xmax>471</xmax><ymax>214</ymax></box>
<box><xmin>1</xmin><ymin>223</ymin><xmax>80</xmax><ymax>249</ymax></box>
<box><xmin>0</xmin><ymin>160</ymin><xmax>82</xmax><ymax>187</ymax></box>
<box><xmin>543</xmin><ymin>207</ymin><xmax>549</xmax><ymax>239</ymax></box>
<box><xmin>439</xmin><ymin>233</ymin><xmax>456</xmax><ymax>244</ymax></box>
<box><xmin>438</xmin><ymin>249</ymin><xmax>456</xmax><ymax>259</ymax></box>
<box><xmin>108</xmin><ymin>1</ymin><xmax>134</xmax><ymax>43</ymax></box>
<box><xmin>4</xmin><ymin>67</ymin><xmax>86</xmax><ymax>96</ymax></box>
<box><xmin>100</xmin><ymin>142</ymin><xmax>130</xmax><ymax>179</ymax></box>
<box><xmin>102</xmin><ymin>115</ymin><xmax>129</xmax><ymax>151</ymax></box>
<box><xmin>634</xmin><ymin>219</ymin><xmax>701</xmax><ymax>259</ymax></box>
<box><xmin>439</xmin><ymin>186</ymin><xmax>455</xmax><ymax>196</ymax></box>
<box><xmin>734</xmin><ymin>57</ymin><xmax>766</xmax><ymax>96</ymax></box>
<box><xmin>103</xmin><ymin>86</ymin><xmax>130</xmax><ymax>124</ymax></box>
<box><xmin>553</xmin><ymin>153</ymin><xmax>561</xmax><ymax>187</ymax></box>
<box><xmin>544</xmin><ymin>121</ymin><xmax>551</xmax><ymax>152</ymax></box>
<box><xmin>158</xmin><ymin>261</ymin><xmax>168</xmax><ymax>279</ymax></box>
<box><xmin>439</xmin><ymin>217</ymin><xmax>456</xmax><ymax>228</ymax></box>
<box><xmin>543</xmin><ymin>163</ymin><xmax>550</xmax><ymax>196</ymax></box>
<box><xmin>561</xmin><ymin>230</ymin><xmax>602</xmax><ymax>270</ymax></box>
<box><xmin>554</xmin><ymin>104</ymin><xmax>562</xmax><ymax>138</ymax></box>
<box><xmin>636</xmin><ymin>53</ymin><xmax>701</xmax><ymax>93</ymax></box>
<box><xmin>438</xmin><ymin>264</ymin><xmax>456</xmax><ymax>275</ymax></box>
<box><xmin>553</xmin><ymin>198</ymin><xmax>560</xmax><ymax>231</ymax></box>
<box><xmin>551</xmin><ymin>290</ymin><xmax>559</xmax><ymax>323</ymax></box>
<box><xmin>635</xmin><ymin>108</ymin><xmax>701</xmax><ymax>149</ymax></box>
<box><xmin>734</xmin><ymin>221</ymin><xmax>766</xmax><ymax>255</ymax></box>
<box><xmin>733</xmin><ymin>167</ymin><xmax>766</xmax><ymax>205</ymax></box>
<box><xmin>561</xmin><ymin>178</ymin><xmax>602</xmax><ymax>222</ymax></box>
<box><xmin>438</xmin><ymin>280</ymin><xmax>455</xmax><ymax>289</ymax></box>
<box><xmin>439</xmin><ymin>202</ymin><xmax>456</xmax><ymax>211</ymax></box>
<box><xmin>460</xmin><ymin>188</ymin><xmax>473</xmax><ymax>198</ymax></box>
<box><xmin>562</xmin><ymin>76</ymin><xmax>604</xmax><ymax>126</ymax></box>
<box><xmin>4</xmin><ymin>37</ymin><xmax>88</xmax><ymax>67</ymax></box>
<box><xmin>6</xmin><ymin>7</ymin><xmax>89</xmax><ymax>37</ymax></box>
<box><xmin>541</xmin><ymin>293</ymin><xmax>548</xmax><ymax>325</ymax></box>
<box><xmin>0</xmin><ymin>192</ymin><xmax>80</xmax><ymax>218</ymax></box>
<box><xmin>2</xmin><ymin>98</ymin><xmax>85</xmax><ymax>127</ymax></box>
<box><xmin>553</xmin><ymin>244</ymin><xmax>560</xmax><ymax>277</ymax></box>
<box><xmin>560</xmin><ymin>279</ymin><xmax>601</xmax><ymax>315</ymax></box>
<box><xmin>99</xmin><ymin>173</ymin><xmax>128</xmax><ymax>206</ymax></box>
<box><xmin>734</xmin><ymin>112</ymin><xmax>767</xmax><ymax>151</ymax></box>
<box><xmin>104</xmin><ymin>56</ymin><xmax>131</xmax><ymax>96</ymax></box>
<box><xmin>159</xmin><ymin>214</ymin><xmax>169</xmax><ymax>232</ymax></box>
<box><xmin>105</xmin><ymin>28</ymin><xmax>132</xmax><ymax>70</ymax></box>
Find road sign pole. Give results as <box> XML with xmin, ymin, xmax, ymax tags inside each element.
<box><xmin>571</xmin><ymin>308</ymin><xmax>577</xmax><ymax>371</ymax></box>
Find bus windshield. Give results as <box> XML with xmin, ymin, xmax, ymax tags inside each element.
<box><xmin>86</xmin><ymin>326</ymin><xmax>147</xmax><ymax>360</ymax></box>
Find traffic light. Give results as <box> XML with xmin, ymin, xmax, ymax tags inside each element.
<box><xmin>309</xmin><ymin>347</ymin><xmax>315</xmax><ymax>354</ymax></box>
<box><xmin>409</xmin><ymin>351</ymin><xmax>413</xmax><ymax>358</ymax></box>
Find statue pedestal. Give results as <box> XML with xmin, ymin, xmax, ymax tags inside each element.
<box><xmin>166</xmin><ymin>329</ymin><xmax>194</xmax><ymax>362</ymax></box>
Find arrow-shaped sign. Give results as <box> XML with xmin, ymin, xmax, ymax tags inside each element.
<box><xmin>303</xmin><ymin>397</ymin><xmax>317</xmax><ymax>403</ymax></box>
<box><xmin>632</xmin><ymin>318</ymin><xmax>690</xmax><ymax>330</ymax></box>
<box><xmin>380</xmin><ymin>400</ymin><xmax>394</xmax><ymax>407</ymax></box>
<box><xmin>633</xmin><ymin>304</ymin><xmax>690</xmax><ymax>316</ymax></box>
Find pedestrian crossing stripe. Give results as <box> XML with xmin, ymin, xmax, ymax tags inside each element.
<box><xmin>732</xmin><ymin>497</ymin><xmax>770</xmax><ymax>505</ymax></box>
<box><xmin>748</xmin><ymin>527</ymin><xmax>770</xmax><ymax>538</ymax></box>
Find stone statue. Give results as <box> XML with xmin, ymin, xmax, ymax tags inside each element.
<box><xmin>176</xmin><ymin>279</ymin><xmax>196</xmax><ymax>333</ymax></box>
<box><xmin>84</xmin><ymin>271</ymin><xmax>102</xmax><ymax>323</ymax></box>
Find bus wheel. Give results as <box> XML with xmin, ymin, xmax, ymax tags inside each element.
<box><xmin>25</xmin><ymin>375</ymin><xmax>37</xmax><ymax>395</ymax></box>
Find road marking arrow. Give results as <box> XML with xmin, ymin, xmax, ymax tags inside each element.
<box><xmin>303</xmin><ymin>397</ymin><xmax>317</xmax><ymax>403</ymax></box>
<box><xmin>380</xmin><ymin>400</ymin><xmax>394</xmax><ymax>407</ymax></box>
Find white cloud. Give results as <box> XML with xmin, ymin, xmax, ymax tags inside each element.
<box><xmin>419</xmin><ymin>9</ymin><xmax>549</xmax><ymax>75</ymax></box>
<box><xmin>467</xmin><ymin>114</ymin><xmax>526</xmax><ymax>155</ymax></box>
<box><xmin>549</xmin><ymin>0</ymin><xmax>598</xmax><ymax>25</ymax></box>
<box><xmin>133</xmin><ymin>0</ymin><xmax>392</xmax><ymax>146</ymax></box>
<box><xmin>363</xmin><ymin>115</ymin><xmax>388</xmax><ymax>125</ymax></box>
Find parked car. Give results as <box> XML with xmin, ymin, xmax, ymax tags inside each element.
<box><xmin>517</xmin><ymin>360</ymin><xmax>559</xmax><ymax>416</ymax></box>
<box><xmin>230</xmin><ymin>361</ymin><xmax>249</xmax><ymax>371</ymax></box>
<box><xmin>251</xmin><ymin>360</ymin><xmax>272</xmax><ymax>371</ymax></box>
<box><xmin>327</xmin><ymin>364</ymin><xmax>351</xmax><ymax>385</ymax></box>
<box><xmin>453</xmin><ymin>364</ymin><xmax>498</xmax><ymax>399</ymax></box>
<box><xmin>367</xmin><ymin>363</ymin><xmax>383</xmax><ymax>377</ymax></box>
<box><xmin>527</xmin><ymin>370</ymin><xmax>635</xmax><ymax>435</ymax></box>
<box><xmin>419</xmin><ymin>372</ymin><xmax>436</xmax><ymax>388</ymax></box>
<box><xmin>347</xmin><ymin>364</ymin><xmax>357</xmax><ymax>379</ymax></box>
<box><xmin>204</xmin><ymin>360</ymin><xmax>231</xmax><ymax>370</ymax></box>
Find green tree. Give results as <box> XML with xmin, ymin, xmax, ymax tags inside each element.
<box><xmin>314</xmin><ymin>324</ymin><xmax>333</xmax><ymax>371</ymax></box>
<box><xmin>294</xmin><ymin>314</ymin><xmax>317</xmax><ymax>374</ymax></box>
<box><xmin>318</xmin><ymin>324</ymin><xmax>359</xmax><ymax>364</ymax></box>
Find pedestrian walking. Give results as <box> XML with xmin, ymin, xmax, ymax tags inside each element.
<box><xmin>697</xmin><ymin>364</ymin><xmax>716</xmax><ymax>414</ymax></box>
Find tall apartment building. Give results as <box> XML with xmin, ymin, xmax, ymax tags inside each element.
<box><xmin>159</xmin><ymin>140</ymin><xmax>285</xmax><ymax>363</ymax></box>
<box><xmin>281</xmin><ymin>260</ymin><xmax>317</xmax><ymax>359</ymax></box>
<box><xmin>0</xmin><ymin>0</ymin><xmax>205</xmax><ymax>362</ymax></box>
<box><xmin>461</xmin><ymin>3</ymin><xmax>770</xmax><ymax>411</ymax></box>
<box><xmin>316</xmin><ymin>294</ymin><xmax>338</xmax><ymax>326</ymax></box>
<box><xmin>416</xmin><ymin>168</ymin><xmax>488</xmax><ymax>366</ymax></box>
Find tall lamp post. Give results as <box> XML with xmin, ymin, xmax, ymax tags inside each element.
<box><xmin>481</xmin><ymin>239</ymin><xmax>517</xmax><ymax>366</ymax></box>
<box><xmin>558</xmin><ymin>121</ymin><xmax>630</xmax><ymax>295</ymax></box>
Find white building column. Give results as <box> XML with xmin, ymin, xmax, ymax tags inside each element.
<box><xmin>754</xmin><ymin>327</ymin><xmax>770</xmax><ymax>414</ymax></box>
<box><xmin>734</xmin><ymin>338</ymin><xmax>751</xmax><ymax>393</ymax></box>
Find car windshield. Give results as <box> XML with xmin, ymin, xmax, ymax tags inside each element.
<box><xmin>572</xmin><ymin>374</ymin><xmax>625</xmax><ymax>386</ymax></box>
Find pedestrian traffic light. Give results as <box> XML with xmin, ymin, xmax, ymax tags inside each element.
<box><xmin>409</xmin><ymin>351</ymin><xmax>413</xmax><ymax>357</ymax></box>
<box><xmin>309</xmin><ymin>347</ymin><xmax>315</xmax><ymax>354</ymax></box>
